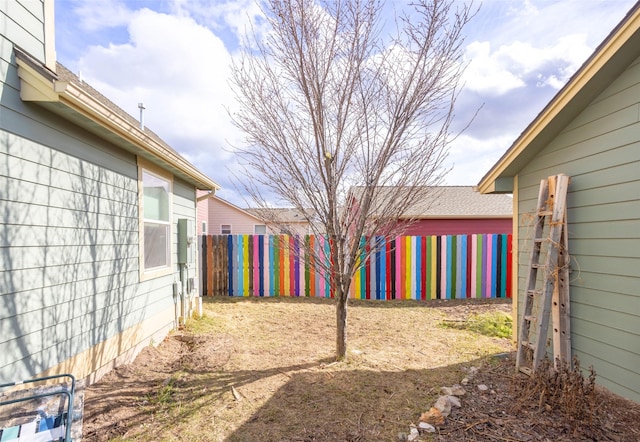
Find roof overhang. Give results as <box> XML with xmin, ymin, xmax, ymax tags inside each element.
<box><xmin>477</xmin><ymin>3</ymin><xmax>640</xmax><ymax>194</ymax></box>
<box><xmin>14</xmin><ymin>48</ymin><xmax>221</xmax><ymax>192</ymax></box>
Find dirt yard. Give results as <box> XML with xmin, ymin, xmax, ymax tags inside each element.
<box><xmin>81</xmin><ymin>297</ymin><xmax>640</xmax><ymax>441</ymax></box>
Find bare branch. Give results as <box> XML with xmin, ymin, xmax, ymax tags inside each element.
<box><xmin>229</xmin><ymin>0</ymin><xmax>476</xmax><ymax>359</ymax></box>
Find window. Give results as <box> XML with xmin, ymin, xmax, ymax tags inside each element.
<box><xmin>202</xmin><ymin>221</ymin><xmax>207</xmax><ymax>234</ymax></box>
<box><xmin>254</xmin><ymin>224</ymin><xmax>267</xmax><ymax>235</ymax></box>
<box><xmin>140</xmin><ymin>165</ymin><xmax>172</xmax><ymax>277</ymax></box>
<box><xmin>221</xmin><ymin>224</ymin><xmax>231</xmax><ymax>234</ymax></box>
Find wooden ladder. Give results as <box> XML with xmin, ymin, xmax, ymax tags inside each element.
<box><xmin>516</xmin><ymin>174</ymin><xmax>571</xmax><ymax>375</ymax></box>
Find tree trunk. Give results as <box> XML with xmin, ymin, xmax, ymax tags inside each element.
<box><xmin>336</xmin><ymin>291</ymin><xmax>348</xmax><ymax>360</ymax></box>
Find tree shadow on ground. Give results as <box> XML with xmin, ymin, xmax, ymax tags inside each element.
<box><xmin>221</xmin><ymin>359</ymin><xmax>483</xmax><ymax>442</ymax></box>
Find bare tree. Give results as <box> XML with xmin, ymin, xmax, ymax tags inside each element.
<box><xmin>229</xmin><ymin>0</ymin><xmax>474</xmax><ymax>359</ymax></box>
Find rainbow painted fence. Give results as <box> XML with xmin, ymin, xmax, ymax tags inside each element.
<box><xmin>201</xmin><ymin>234</ymin><xmax>512</xmax><ymax>300</ymax></box>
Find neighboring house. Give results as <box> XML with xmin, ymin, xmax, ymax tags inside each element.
<box><xmin>349</xmin><ymin>186</ymin><xmax>512</xmax><ymax>236</ymax></box>
<box><xmin>197</xmin><ymin>194</ymin><xmax>315</xmax><ymax>236</ymax></box>
<box><xmin>477</xmin><ymin>3</ymin><xmax>640</xmax><ymax>403</ymax></box>
<box><xmin>245</xmin><ymin>207</ymin><xmax>314</xmax><ymax>236</ymax></box>
<box><xmin>198</xmin><ymin>195</ymin><xmax>268</xmax><ymax>235</ymax></box>
<box><xmin>1</xmin><ymin>0</ymin><xmax>220</xmax><ymax>385</ymax></box>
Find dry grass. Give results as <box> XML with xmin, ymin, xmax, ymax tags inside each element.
<box><xmin>82</xmin><ymin>296</ymin><xmax>513</xmax><ymax>441</ymax></box>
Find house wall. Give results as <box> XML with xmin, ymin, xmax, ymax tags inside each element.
<box><xmin>515</xmin><ymin>55</ymin><xmax>640</xmax><ymax>402</ymax></box>
<box><xmin>207</xmin><ymin>198</ymin><xmax>263</xmax><ymax>235</ymax></box>
<box><xmin>403</xmin><ymin>218</ymin><xmax>512</xmax><ymax>236</ymax></box>
<box><xmin>196</xmin><ymin>190</ymin><xmax>209</xmax><ymax>234</ymax></box>
<box><xmin>0</xmin><ymin>0</ymin><xmax>47</xmax><ymax>65</ymax></box>
<box><xmin>1</xmin><ymin>11</ymin><xmax>194</xmax><ymax>383</ymax></box>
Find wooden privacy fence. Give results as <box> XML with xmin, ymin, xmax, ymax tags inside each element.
<box><xmin>201</xmin><ymin>234</ymin><xmax>512</xmax><ymax>300</ymax></box>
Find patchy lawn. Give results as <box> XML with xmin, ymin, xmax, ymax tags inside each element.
<box><xmin>81</xmin><ymin>297</ymin><xmax>640</xmax><ymax>441</ymax></box>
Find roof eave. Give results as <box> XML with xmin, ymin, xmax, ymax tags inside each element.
<box><xmin>15</xmin><ymin>49</ymin><xmax>221</xmax><ymax>192</ymax></box>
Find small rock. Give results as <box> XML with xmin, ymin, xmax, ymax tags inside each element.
<box><xmin>434</xmin><ymin>396</ymin><xmax>452</xmax><ymax>417</ymax></box>
<box><xmin>407</xmin><ymin>426</ymin><xmax>420</xmax><ymax>441</ymax></box>
<box><xmin>447</xmin><ymin>395</ymin><xmax>461</xmax><ymax>408</ymax></box>
<box><xmin>419</xmin><ymin>407</ymin><xmax>445</xmax><ymax>426</ymax></box>
<box><xmin>440</xmin><ymin>386</ymin><xmax>453</xmax><ymax>396</ymax></box>
<box><xmin>461</xmin><ymin>377</ymin><xmax>469</xmax><ymax>385</ymax></box>
<box><xmin>418</xmin><ymin>422</ymin><xmax>436</xmax><ymax>433</ymax></box>
<box><xmin>492</xmin><ymin>352</ymin><xmax>510</xmax><ymax>360</ymax></box>
<box><xmin>450</xmin><ymin>384</ymin><xmax>466</xmax><ymax>396</ymax></box>
<box><xmin>477</xmin><ymin>384</ymin><xmax>489</xmax><ymax>392</ymax></box>
<box><xmin>351</xmin><ymin>349</ymin><xmax>363</xmax><ymax>355</ymax></box>
<box><xmin>231</xmin><ymin>385</ymin><xmax>243</xmax><ymax>401</ymax></box>
<box><xmin>397</xmin><ymin>432</ymin><xmax>407</xmax><ymax>441</ymax></box>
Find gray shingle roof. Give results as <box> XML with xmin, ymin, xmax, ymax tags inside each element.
<box><xmin>245</xmin><ymin>207</ymin><xmax>313</xmax><ymax>223</ymax></box>
<box><xmin>354</xmin><ymin>186</ymin><xmax>512</xmax><ymax>218</ymax></box>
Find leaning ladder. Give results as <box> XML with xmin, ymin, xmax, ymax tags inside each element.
<box><xmin>516</xmin><ymin>174</ymin><xmax>571</xmax><ymax>375</ymax></box>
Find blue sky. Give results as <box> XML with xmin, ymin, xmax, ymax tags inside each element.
<box><xmin>53</xmin><ymin>0</ymin><xmax>637</xmax><ymax>205</ymax></box>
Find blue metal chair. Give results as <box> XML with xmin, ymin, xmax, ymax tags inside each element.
<box><xmin>0</xmin><ymin>374</ymin><xmax>75</xmax><ymax>441</ymax></box>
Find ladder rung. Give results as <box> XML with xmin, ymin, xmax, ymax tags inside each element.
<box><xmin>521</xmin><ymin>341</ymin><xmax>536</xmax><ymax>350</ymax></box>
<box><xmin>532</xmin><ymin>263</ymin><xmax>545</xmax><ymax>269</ymax></box>
<box><xmin>527</xmin><ymin>289</ymin><xmax>542</xmax><ymax>297</ymax></box>
<box><xmin>519</xmin><ymin>366</ymin><xmax>533</xmax><ymax>376</ymax></box>
<box><xmin>533</xmin><ymin>237</ymin><xmax>545</xmax><ymax>243</ymax></box>
<box><xmin>524</xmin><ymin>315</ymin><xmax>536</xmax><ymax>322</ymax></box>
<box><xmin>538</xmin><ymin>210</ymin><xmax>553</xmax><ymax>216</ymax></box>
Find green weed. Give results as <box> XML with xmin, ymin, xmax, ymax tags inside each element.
<box><xmin>146</xmin><ymin>377</ymin><xmax>178</xmax><ymax>408</ymax></box>
<box><xmin>439</xmin><ymin>311</ymin><xmax>512</xmax><ymax>338</ymax></box>
<box><xmin>183</xmin><ymin>313</ymin><xmax>228</xmax><ymax>335</ymax></box>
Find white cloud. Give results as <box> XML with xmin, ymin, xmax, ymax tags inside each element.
<box><xmin>77</xmin><ymin>8</ymin><xmax>241</xmax><ymax>169</ymax></box>
<box><xmin>462</xmin><ymin>31</ymin><xmax>592</xmax><ymax>97</ymax></box>
<box><xmin>213</xmin><ymin>0</ymin><xmax>266</xmax><ymax>40</ymax></box>
<box><xmin>462</xmin><ymin>41</ymin><xmax>525</xmax><ymax>96</ymax></box>
<box><xmin>56</xmin><ymin>0</ymin><xmax>638</xmax><ymax>203</ymax></box>
<box><xmin>444</xmin><ymin>133</ymin><xmax>516</xmax><ymax>185</ymax></box>
<box><xmin>72</xmin><ymin>0</ymin><xmax>134</xmax><ymax>30</ymax></box>
<box><xmin>164</xmin><ymin>0</ymin><xmax>268</xmax><ymax>48</ymax></box>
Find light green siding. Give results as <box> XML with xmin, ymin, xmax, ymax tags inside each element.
<box><xmin>516</xmin><ymin>56</ymin><xmax>640</xmax><ymax>402</ymax></box>
<box><xmin>1</xmin><ymin>7</ymin><xmax>199</xmax><ymax>382</ymax></box>
<box><xmin>0</xmin><ymin>1</ymin><xmax>46</xmax><ymax>64</ymax></box>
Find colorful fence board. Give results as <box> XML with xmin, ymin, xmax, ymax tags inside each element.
<box><xmin>201</xmin><ymin>234</ymin><xmax>512</xmax><ymax>300</ymax></box>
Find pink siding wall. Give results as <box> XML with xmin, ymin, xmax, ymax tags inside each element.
<box><xmin>402</xmin><ymin>218</ymin><xmax>512</xmax><ymax>236</ymax></box>
<box><xmin>196</xmin><ymin>196</ymin><xmax>313</xmax><ymax>236</ymax></box>
<box><xmin>207</xmin><ymin>198</ymin><xmax>264</xmax><ymax>235</ymax></box>
<box><xmin>196</xmin><ymin>191</ymin><xmax>209</xmax><ymax>234</ymax></box>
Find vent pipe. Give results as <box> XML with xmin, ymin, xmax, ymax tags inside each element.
<box><xmin>138</xmin><ymin>102</ymin><xmax>145</xmax><ymax>130</ymax></box>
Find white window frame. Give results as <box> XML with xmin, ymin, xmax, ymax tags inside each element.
<box><xmin>202</xmin><ymin>221</ymin><xmax>207</xmax><ymax>235</ymax></box>
<box><xmin>254</xmin><ymin>224</ymin><xmax>267</xmax><ymax>235</ymax></box>
<box><xmin>138</xmin><ymin>159</ymin><xmax>173</xmax><ymax>280</ymax></box>
<box><xmin>221</xmin><ymin>224</ymin><xmax>232</xmax><ymax>234</ymax></box>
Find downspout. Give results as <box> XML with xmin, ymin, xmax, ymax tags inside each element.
<box><xmin>194</xmin><ymin>188</ymin><xmax>216</xmax><ymax>315</ymax></box>
<box><xmin>172</xmin><ymin>280</ymin><xmax>180</xmax><ymax>328</ymax></box>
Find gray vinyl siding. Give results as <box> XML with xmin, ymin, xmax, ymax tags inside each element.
<box><xmin>0</xmin><ymin>0</ymin><xmax>46</xmax><ymax>64</ymax></box>
<box><xmin>172</xmin><ymin>178</ymin><xmax>198</xmax><ymax>291</ymax></box>
<box><xmin>516</xmin><ymin>56</ymin><xmax>640</xmax><ymax>402</ymax></box>
<box><xmin>1</xmin><ymin>11</ymin><xmax>196</xmax><ymax>381</ymax></box>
